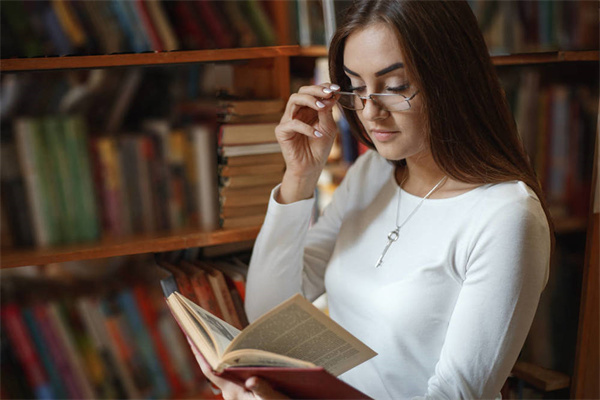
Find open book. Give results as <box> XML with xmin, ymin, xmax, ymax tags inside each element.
<box><xmin>161</xmin><ymin>276</ymin><xmax>377</xmax><ymax>399</ymax></box>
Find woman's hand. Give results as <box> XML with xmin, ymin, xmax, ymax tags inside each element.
<box><xmin>275</xmin><ymin>83</ymin><xmax>340</xmax><ymax>204</ymax></box>
<box><xmin>189</xmin><ymin>339</ymin><xmax>289</xmax><ymax>400</ymax></box>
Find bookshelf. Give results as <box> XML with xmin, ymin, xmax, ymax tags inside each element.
<box><xmin>1</xmin><ymin>49</ymin><xmax>596</xmax><ymax>270</ymax></box>
<box><xmin>1</xmin><ymin>0</ymin><xmax>598</xmax><ymax>398</ymax></box>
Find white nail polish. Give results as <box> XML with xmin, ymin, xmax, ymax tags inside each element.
<box><xmin>323</xmin><ymin>88</ymin><xmax>332</xmax><ymax>93</ymax></box>
<box><xmin>314</xmin><ymin>130</ymin><xmax>323</xmax><ymax>138</ymax></box>
<box><xmin>330</xmin><ymin>84</ymin><xmax>340</xmax><ymax>90</ymax></box>
<box><xmin>316</xmin><ymin>101</ymin><xmax>325</xmax><ymax>108</ymax></box>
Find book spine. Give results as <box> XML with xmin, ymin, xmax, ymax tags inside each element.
<box><xmin>189</xmin><ymin>125</ymin><xmax>219</xmax><ymax>231</ymax></box>
<box><xmin>100</xmin><ymin>296</ymin><xmax>154</xmax><ymax>398</ymax></box>
<box><xmin>134</xmin><ymin>0</ymin><xmax>163</xmax><ymax>51</ymax></box>
<box><xmin>46</xmin><ymin>302</ymin><xmax>96</xmax><ymax>399</ymax></box>
<box><xmin>13</xmin><ymin>118</ymin><xmax>49</xmax><ymax>247</ymax></box>
<box><xmin>33</xmin><ymin>304</ymin><xmax>84</xmax><ymax>399</ymax></box>
<box><xmin>132</xmin><ymin>285</ymin><xmax>187</xmax><ymax>396</ymax></box>
<box><xmin>78</xmin><ymin>298</ymin><xmax>141</xmax><ymax>399</ymax></box>
<box><xmin>1</xmin><ymin>303</ymin><xmax>54</xmax><ymax>400</ymax></box>
<box><xmin>21</xmin><ymin>307</ymin><xmax>69</xmax><ymax>399</ymax></box>
<box><xmin>117</xmin><ymin>290</ymin><xmax>171</xmax><ymax>398</ymax></box>
<box><xmin>137</xmin><ymin>135</ymin><xmax>158</xmax><ymax>233</ymax></box>
<box><xmin>71</xmin><ymin>116</ymin><xmax>101</xmax><ymax>241</ymax></box>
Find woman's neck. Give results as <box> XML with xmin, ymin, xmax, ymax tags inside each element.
<box><xmin>395</xmin><ymin>151</ymin><xmax>482</xmax><ymax>199</ymax></box>
<box><xmin>395</xmin><ymin>152</ymin><xmax>447</xmax><ymax>198</ymax></box>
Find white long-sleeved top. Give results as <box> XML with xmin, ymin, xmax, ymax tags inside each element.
<box><xmin>245</xmin><ymin>150</ymin><xmax>550</xmax><ymax>400</ymax></box>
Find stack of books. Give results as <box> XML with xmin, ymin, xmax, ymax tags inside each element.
<box><xmin>217</xmin><ymin>99</ymin><xmax>285</xmax><ymax>229</ymax></box>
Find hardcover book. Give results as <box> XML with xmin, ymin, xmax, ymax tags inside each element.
<box><xmin>161</xmin><ymin>277</ymin><xmax>375</xmax><ymax>399</ymax></box>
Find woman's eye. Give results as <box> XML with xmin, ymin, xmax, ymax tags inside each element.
<box><xmin>348</xmin><ymin>86</ymin><xmax>367</xmax><ymax>95</ymax></box>
<box><xmin>386</xmin><ymin>84</ymin><xmax>410</xmax><ymax>93</ymax></box>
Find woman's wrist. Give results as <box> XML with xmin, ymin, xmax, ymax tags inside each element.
<box><xmin>277</xmin><ymin>170</ymin><xmax>321</xmax><ymax>204</ymax></box>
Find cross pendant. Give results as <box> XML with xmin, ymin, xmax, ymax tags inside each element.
<box><xmin>375</xmin><ymin>228</ymin><xmax>400</xmax><ymax>268</ymax></box>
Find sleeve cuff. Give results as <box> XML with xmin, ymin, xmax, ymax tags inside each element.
<box><xmin>266</xmin><ymin>184</ymin><xmax>317</xmax><ymax>221</ymax></box>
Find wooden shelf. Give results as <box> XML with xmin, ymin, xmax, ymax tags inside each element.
<box><xmin>295</xmin><ymin>46</ymin><xmax>329</xmax><ymax>57</ymax></box>
<box><xmin>512</xmin><ymin>361</ymin><xmax>570</xmax><ymax>392</ymax></box>
<box><xmin>0</xmin><ymin>45</ymin><xmax>302</xmax><ymax>72</ymax></box>
<box><xmin>0</xmin><ymin>226</ymin><xmax>261</xmax><ymax>269</ymax></box>
<box><xmin>492</xmin><ymin>50</ymin><xmax>599</xmax><ymax>66</ymax></box>
<box><xmin>3</xmin><ymin>47</ymin><xmax>595</xmax><ymax>73</ymax></box>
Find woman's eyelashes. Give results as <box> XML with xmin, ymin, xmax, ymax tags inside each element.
<box><xmin>348</xmin><ymin>83</ymin><xmax>410</xmax><ymax>94</ymax></box>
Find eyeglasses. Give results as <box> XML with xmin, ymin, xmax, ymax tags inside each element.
<box><xmin>336</xmin><ymin>90</ymin><xmax>419</xmax><ymax>112</ymax></box>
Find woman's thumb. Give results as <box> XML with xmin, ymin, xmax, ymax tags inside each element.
<box><xmin>245</xmin><ymin>377</ymin><xmax>289</xmax><ymax>399</ymax></box>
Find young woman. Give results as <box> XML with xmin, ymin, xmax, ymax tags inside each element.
<box><xmin>196</xmin><ymin>1</ymin><xmax>553</xmax><ymax>398</ymax></box>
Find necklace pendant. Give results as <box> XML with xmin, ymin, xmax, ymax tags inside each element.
<box><xmin>375</xmin><ymin>228</ymin><xmax>400</xmax><ymax>268</ymax></box>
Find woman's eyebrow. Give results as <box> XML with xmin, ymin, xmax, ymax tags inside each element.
<box><xmin>343</xmin><ymin>62</ymin><xmax>405</xmax><ymax>78</ymax></box>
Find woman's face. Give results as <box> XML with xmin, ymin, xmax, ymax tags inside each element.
<box><xmin>343</xmin><ymin>23</ymin><xmax>429</xmax><ymax>161</ymax></box>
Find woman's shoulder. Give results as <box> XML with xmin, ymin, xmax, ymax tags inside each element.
<box><xmin>480</xmin><ymin>180</ymin><xmax>541</xmax><ymax>207</ymax></box>
<box><xmin>473</xmin><ymin>180</ymin><xmax>549</xmax><ymax>230</ymax></box>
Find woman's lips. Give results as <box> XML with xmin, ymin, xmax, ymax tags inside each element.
<box><xmin>371</xmin><ymin>130</ymin><xmax>399</xmax><ymax>142</ymax></box>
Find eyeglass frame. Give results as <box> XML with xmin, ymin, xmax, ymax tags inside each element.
<box><xmin>336</xmin><ymin>90</ymin><xmax>420</xmax><ymax>112</ymax></box>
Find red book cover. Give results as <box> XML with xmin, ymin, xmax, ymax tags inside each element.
<box><xmin>180</xmin><ymin>329</ymin><xmax>372</xmax><ymax>400</ymax></box>
<box><xmin>220</xmin><ymin>367</ymin><xmax>372</xmax><ymax>400</ymax></box>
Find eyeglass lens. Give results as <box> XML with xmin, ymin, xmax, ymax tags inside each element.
<box><xmin>337</xmin><ymin>93</ymin><xmax>410</xmax><ymax>111</ymax></box>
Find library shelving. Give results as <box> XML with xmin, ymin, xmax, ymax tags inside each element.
<box><xmin>2</xmin><ymin>47</ymin><xmax>597</xmax><ymax>271</ymax></box>
<box><xmin>1</xmin><ymin>3</ymin><xmax>598</xmax><ymax>399</ymax></box>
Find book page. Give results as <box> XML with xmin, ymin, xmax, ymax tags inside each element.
<box><xmin>225</xmin><ymin>294</ymin><xmax>377</xmax><ymax>376</ymax></box>
<box><xmin>175</xmin><ymin>292</ymin><xmax>241</xmax><ymax>358</ymax></box>
<box><xmin>218</xmin><ymin>349</ymin><xmax>316</xmax><ymax>372</ymax></box>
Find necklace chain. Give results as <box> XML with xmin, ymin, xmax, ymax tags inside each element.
<box><xmin>375</xmin><ymin>175</ymin><xmax>448</xmax><ymax>268</ymax></box>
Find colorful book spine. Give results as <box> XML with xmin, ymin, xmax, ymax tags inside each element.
<box><xmin>117</xmin><ymin>289</ymin><xmax>171</xmax><ymax>398</ymax></box>
<box><xmin>1</xmin><ymin>303</ymin><xmax>54</xmax><ymax>400</ymax></box>
<box><xmin>32</xmin><ymin>304</ymin><xmax>84</xmax><ymax>399</ymax></box>
<box><xmin>132</xmin><ymin>285</ymin><xmax>187</xmax><ymax>396</ymax></box>
<box><xmin>21</xmin><ymin>307</ymin><xmax>68</xmax><ymax>399</ymax></box>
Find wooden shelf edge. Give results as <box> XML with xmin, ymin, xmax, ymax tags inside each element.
<box><xmin>0</xmin><ymin>226</ymin><xmax>261</xmax><ymax>269</ymax></box>
<box><xmin>296</xmin><ymin>46</ymin><xmax>329</xmax><ymax>57</ymax></box>
<box><xmin>493</xmin><ymin>50</ymin><xmax>599</xmax><ymax>66</ymax></box>
<box><xmin>512</xmin><ymin>361</ymin><xmax>570</xmax><ymax>392</ymax></box>
<box><xmin>4</xmin><ymin>47</ymin><xmax>595</xmax><ymax>72</ymax></box>
<box><xmin>0</xmin><ymin>45</ymin><xmax>302</xmax><ymax>72</ymax></box>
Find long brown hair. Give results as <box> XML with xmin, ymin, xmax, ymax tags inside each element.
<box><xmin>329</xmin><ymin>0</ymin><xmax>554</xmax><ymax>245</ymax></box>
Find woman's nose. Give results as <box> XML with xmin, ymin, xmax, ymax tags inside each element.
<box><xmin>361</xmin><ymin>97</ymin><xmax>387</xmax><ymax>120</ymax></box>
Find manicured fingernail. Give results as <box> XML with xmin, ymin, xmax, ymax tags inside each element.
<box><xmin>316</xmin><ymin>100</ymin><xmax>325</xmax><ymax>108</ymax></box>
<box><xmin>246</xmin><ymin>377</ymin><xmax>258</xmax><ymax>390</ymax></box>
<box><xmin>330</xmin><ymin>84</ymin><xmax>340</xmax><ymax>90</ymax></box>
<box><xmin>323</xmin><ymin>88</ymin><xmax>332</xmax><ymax>93</ymax></box>
<box><xmin>314</xmin><ymin>130</ymin><xmax>323</xmax><ymax>138</ymax></box>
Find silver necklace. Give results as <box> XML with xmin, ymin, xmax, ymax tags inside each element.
<box><xmin>375</xmin><ymin>175</ymin><xmax>448</xmax><ymax>268</ymax></box>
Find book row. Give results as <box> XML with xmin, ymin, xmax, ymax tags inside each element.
<box><xmin>0</xmin><ymin>255</ymin><xmax>250</xmax><ymax>400</ymax></box>
<box><xmin>508</xmin><ymin>77</ymin><xmax>597</xmax><ymax>219</ymax></box>
<box><xmin>0</xmin><ymin>275</ymin><xmax>180</xmax><ymax>398</ymax></box>
<box><xmin>1</xmin><ymin>0</ymin><xmax>297</xmax><ymax>59</ymax></box>
<box><xmin>470</xmin><ymin>0</ymin><xmax>599</xmax><ymax>55</ymax></box>
<box><xmin>2</xmin><ymin>117</ymin><xmax>220</xmax><ymax>248</ymax></box>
